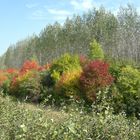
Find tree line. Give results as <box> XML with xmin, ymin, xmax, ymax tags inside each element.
<box><xmin>0</xmin><ymin>4</ymin><xmax>140</xmax><ymax>68</ymax></box>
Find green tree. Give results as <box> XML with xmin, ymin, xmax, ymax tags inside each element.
<box><xmin>88</xmin><ymin>39</ymin><xmax>104</xmax><ymax>60</ymax></box>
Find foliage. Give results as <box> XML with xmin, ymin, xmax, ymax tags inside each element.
<box><xmin>0</xmin><ymin>57</ymin><xmax>140</xmax><ymax>139</ymax></box>
<box><xmin>115</xmin><ymin>65</ymin><xmax>140</xmax><ymax>118</ymax></box>
<box><xmin>88</xmin><ymin>39</ymin><xmax>104</xmax><ymax>60</ymax></box>
<box><xmin>0</xmin><ymin>56</ymin><xmax>140</xmax><ymax>119</ymax></box>
<box><xmin>7</xmin><ymin>60</ymin><xmax>43</xmax><ymax>102</ymax></box>
<box><xmin>50</xmin><ymin>70</ymin><xmax>61</xmax><ymax>85</ymax></box>
<box><xmin>0</xmin><ymin>95</ymin><xmax>140</xmax><ymax>140</ymax></box>
<box><xmin>20</xmin><ymin>60</ymin><xmax>39</xmax><ymax>73</ymax></box>
<box><xmin>80</xmin><ymin>60</ymin><xmax>114</xmax><ymax>102</ymax></box>
<box><xmin>79</xmin><ymin>55</ymin><xmax>89</xmax><ymax>67</ymax></box>
<box><xmin>0</xmin><ymin>69</ymin><xmax>18</xmax><ymax>94</ymax></box>
<box><xmin>109</xmin><ymin>61</ymin><xmax>122</xmax><ymax>83</ymax></box>
<box><xmin>0</xmin><ymin>72</ymin><xmax>8</xmax><ymax>86</ymax></box>
<box><xmin>1</xmin><ymin>5</ymin><xmax>140</xmax><ymax>69</ymax></box>
<box><xmin>50</xmin><ymin>53</ymin><xmax>81</xmax><ymax>74</ymax></box>
<box><xmin>10</xmin><ymin>71</ymin><xmax>41</xmax><ymax>101</ymax></box>
<box><xmin>44</xmin><ymin>53</ymin><xmax>81</xmax><ymax>87</ymax></box>
<box><xmin>55</xmin><ymin>68</ymin><xmax>82</xmax><ymax>99</ymax></box>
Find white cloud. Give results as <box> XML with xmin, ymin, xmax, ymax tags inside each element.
<box><xmin>48</xmin><ymin>9</ymin><xmax>71</xmax><ymax>16</ymax></box>
<box><xmin>82</xmin><ymin>0</ymin><xmax>93</xmax><ymax>10</ymax></box>
<box><xmin>55</xmin><ymin>16</ymin><xmax>68</xmax><ymax>21</ymax></box>
<box><xmin>70</xmin><ymin>0</ymin><xmax>80</xmax><ymax>9</ymax></box>
<box><xmin>70</xmin><ymin>0</ymin><xmax>94</xmax><ymax>11</ymax></box>
<box><xmin>29</xmin><ymin>8</ymin><xmax>72</xmax><ymax>21</ymax></box>
<box><xmin>47</xmin><ymin>8</ymin><xmax>72</xmax><ymax>21</ymax></box>
<box><xmin>26</xmin><ymin>3</ymin><xmax>39</xmax><ymax>9</ymax></box>
<box><xmin>30</xmin><ymin>10</ymin><xmax>47</xmax><ymax>20</ymax></box>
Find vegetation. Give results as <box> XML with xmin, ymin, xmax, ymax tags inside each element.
<box><xmin>1</xmin><ymin>4</ymin><xmax>140</xmax><ymax>68</ymax></box>
<box><xmin>0</xmin><ymin>95</ymin><xmax>140</xmax><ymax>140</ymax></box>
<box><xmin>113</xmin><ymin>65</ymin><xmax>140</xmax><ymax>118</ymax></box>
<box><xmin>88</xmin><ymin>39</ymin><xmax>104</xmax><ymax>60</ymax></box>
<box><xmin>80</xmin><ymin>60</ymin><xmax>113</xmax><ymax>102</ymax></box>
<box><xmin>0</xmin><ymin>43</ymin><xmax>140</xmax><ymax>119</ymax></box>
<box><xmin>0</xmin><ymin>3</ymin><xmax>140</xmax><ymax>139</ymax></box>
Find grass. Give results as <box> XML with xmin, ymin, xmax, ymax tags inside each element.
<box><xmin>0</xmin><ymin>94</ymin><xmax>140</xmax><ymax>140</ymax></box>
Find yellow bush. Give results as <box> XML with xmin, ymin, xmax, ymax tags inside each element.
<box><xmin>55</xmin><ymin>68</ymin><xmax>82</xmax><ymax>99</ymax></box>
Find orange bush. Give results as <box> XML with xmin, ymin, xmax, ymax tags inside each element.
<box><xmin>20</xmin><ymin>60</ymin><xmax>39</xmax><ymax>73</ymax></box>
<box><xmin>6</xmin><ymin>68</ymin><xmax>18</xmax><ymax>74</ymax></box>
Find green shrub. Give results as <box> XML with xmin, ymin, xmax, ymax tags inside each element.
<box><xmin>113</xmin><ymin>65</ymin><xmax>140</xmax><ymax>118</ymax></box>
<box><xmin>50</xmin><ymin>53</ymin><xmax>80</xmax><ymax>74</ymax></box>
<box><xmin>44</xmin><ymin>53</ymin><xmax>81</xmax><ymax>88</ymax></box>
<box><xmin>10</xmin><ymin>71</ymin><xmax>41</xmax><ymax>102</ymax></box>
<box><xmin>0</xmin><ymin>79</ymin><xmax>11</xmax><ymax>95</ymax></box>
<box><xmin>109</xmin><ymin>62</ymin><xmax>122</xmax><ymax>83</ymax></box>
<box><xmin>88</xmin><ymin>39</ymin><xmax>104</xmax><ymax>60</ymax></box>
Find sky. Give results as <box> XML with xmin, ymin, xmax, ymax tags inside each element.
<box><xmin>0</xmin><ymin>0</ymin><xmax>140</xmax><ymax>56</ymax></box>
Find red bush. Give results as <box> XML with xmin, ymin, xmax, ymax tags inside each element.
<box><xmin>20</xmin><ymin>60</ymin><xmax>39</xmax><ymax>73</ymax></box>
<box><xmin>6</xmin><ymin>68</ymin><xmax>18</xmax><ymax>74</ymax></box>
<box><xmin>80</xmin><ymin>60</ymin><xmax>113</xmax><ymax>101</ymax></box>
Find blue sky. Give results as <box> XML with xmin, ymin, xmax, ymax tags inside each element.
<box><xmin>0</xmin><ymin>0</ymin><xmax>139</xmax><ymax>56</ymax></box>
